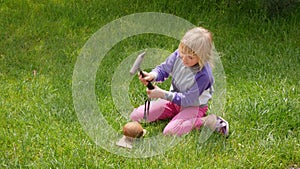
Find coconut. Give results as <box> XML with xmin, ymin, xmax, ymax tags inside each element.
<box><xmin>122</xmin><ymin>121</ymin><xmax>144</xmax><ymax>138</ymax></box>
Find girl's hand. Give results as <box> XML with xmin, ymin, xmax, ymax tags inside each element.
<box><xmin>146</xmin><ymin>85</ymin><xmax>165</xmax><ymax>99</ymax></box>
<box><xmin>138</xmin><ymin>71</ymin><xmax>155</xmax><ymax>86</ymax></box>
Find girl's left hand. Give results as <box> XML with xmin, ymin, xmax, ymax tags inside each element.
<box><xmin>146</xmin><ymin>85</ymin><xmax>165</xmax><ymax>99</ymax></box>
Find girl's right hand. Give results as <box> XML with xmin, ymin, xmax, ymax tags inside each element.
<box><xmin>138</xmin><ymin>71</ymin><xmax>155</xmax><ymax>86</ymax></box>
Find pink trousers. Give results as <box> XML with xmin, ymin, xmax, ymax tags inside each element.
<box><xmin>130</xmin><ymin>99</ymin><xmax>208</xmax><ymax>136</ymax></box>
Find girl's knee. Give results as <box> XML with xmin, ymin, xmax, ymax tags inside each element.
<box><xmin>163</xmin><ymin>127</ymin><xmax>185</xmax><ymax>136</ymax></box>
<box><xmin>163</xmin><ymin>128</ymin><xmax>176</xmax><ymax>136</ymax></box>
<box><xmin>130</xmin><ymin>109</ymin><xmax>143</xmax><ymax>122</ymax></box>
<box><xmin>163</xmin><ymin>120</ymin><xmax>194</xmax><ymax>136</ymax></box>
<box><xmin>163</xmin><ymin>123</ymin><xmax>182</xmax><ymax>136</ymax></box>
<box><xmin>129</xmin><ymin>113</ymin><xmax>138</xmax><ymax>121</ymax></box>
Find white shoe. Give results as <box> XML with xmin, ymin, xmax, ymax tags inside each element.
<box><xmin>201</xmin><ymin>114</ymin><xmax>229</xmax><ymax>137</ymax></box>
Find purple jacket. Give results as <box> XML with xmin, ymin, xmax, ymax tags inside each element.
<box><xmin>151</xmin><ymin>50</ymin><xmax>214</xmax><ymax>107</ymax></box>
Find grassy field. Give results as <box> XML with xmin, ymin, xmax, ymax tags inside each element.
<box><xmin>1</xmin><ymin>0</ymin><xmax>300</xmax><ymax>168</ymax></box>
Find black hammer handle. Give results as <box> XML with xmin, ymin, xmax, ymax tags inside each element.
<box><xmin>140</xmin><ymin>70</ymin><xmax>155</xmax><ymax>90</ymax></box>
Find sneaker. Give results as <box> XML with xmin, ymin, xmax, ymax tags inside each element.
<box><xmin>202</xmin><ymin>114</ymin><xmax>229</xmax><ymax>137</ymax></box>
<box><xmin>215</xmin><ymin>116</ymin><xmax>229</xmax><ymax>137</ymax></box>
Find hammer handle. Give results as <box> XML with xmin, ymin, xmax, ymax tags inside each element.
<box><xmin>140</xmin><ymin>70</ymin><xmax>155</xmax><ymax>90</ymax></box>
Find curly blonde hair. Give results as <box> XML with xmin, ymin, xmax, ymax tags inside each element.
<box><xmin>179</xmin><ymin>27</ymin><xmax>214</xmax><ymax>69</ymax></box>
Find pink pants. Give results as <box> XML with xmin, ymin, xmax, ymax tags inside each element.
<box><xmin>130</xmin><ymin>99</ymin><xmax>207</xmax><ymax>136</ymax></box>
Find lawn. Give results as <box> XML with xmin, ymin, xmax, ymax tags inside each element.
<box><xmin>1</xmin><ymin>0</ymin><xmax>299</xmax><ymax>168</ymax></box>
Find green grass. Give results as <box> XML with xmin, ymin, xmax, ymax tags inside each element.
<box><xmin>1</xmin><ymin>0</ymin><xmax>300</xmax><ymax>168</ymax></box>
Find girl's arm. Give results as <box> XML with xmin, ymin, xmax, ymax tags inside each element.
<box><xmin>147</xmin><ymin>73</ymin><xmax>212</xmax><ymax>107</ymax></box>
<box><xmin>151</xmin><ymin>50</ymin><xmax>179</xmax><ymax>82</ymax></box>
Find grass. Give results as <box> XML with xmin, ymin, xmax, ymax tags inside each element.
<box><xmin>1</xmin><ymin>0</ymin><xmax>299</xmax><ymax>168</ymax></box>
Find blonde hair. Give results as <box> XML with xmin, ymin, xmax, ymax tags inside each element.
<box><xmin>179</xmin><ymin>27</ymin><xmax>214</xmax><ymax>69</ymax></box>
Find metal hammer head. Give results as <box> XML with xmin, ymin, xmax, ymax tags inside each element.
<box><xmin>129</xmin><ymin>52</ymin><xmax>146</xmax><ymax>75</ymax></box>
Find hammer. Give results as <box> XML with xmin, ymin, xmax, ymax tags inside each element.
<box><xmin>129</xmin><ymin>52</ymin><xmax>155</xmax><ymax>90</ymax></box>
<box><xmin>130</xmin><ymin>52</ymin><xmax>154</xmax><ymax>120</ymax></box>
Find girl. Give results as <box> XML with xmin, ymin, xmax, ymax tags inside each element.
<box><xmin>130</xmin><ymin>27</ymin><xmax>225</xmax><ymax>136</ymax></box>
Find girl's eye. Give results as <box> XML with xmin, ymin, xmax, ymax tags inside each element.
<box><xmin>188</xmin><ymin>56</ymin><xmax>193</xmax><ymax>60</ymax></box>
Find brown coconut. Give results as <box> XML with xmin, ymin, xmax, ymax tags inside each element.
<box><xmin>122</xmin><ymin>121</ymin><xmax>144</xmax><ymax>138</ymax></box>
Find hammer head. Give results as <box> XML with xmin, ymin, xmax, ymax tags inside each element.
<box><xmin>129</xmin><ymin>52</ymin><xmax>146</xmax><ymax>75</ymax></box>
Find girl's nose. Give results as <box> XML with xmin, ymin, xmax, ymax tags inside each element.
<box><xmin>182</xmin><ymin>55</ymin><xmax>187</xmax><ymax>62</ymax></box>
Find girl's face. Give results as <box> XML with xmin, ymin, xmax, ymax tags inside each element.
<box><xmin>179</xmin><ymin>52</ymin><xmax>200</xmax><ymax>67</ymax></box>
